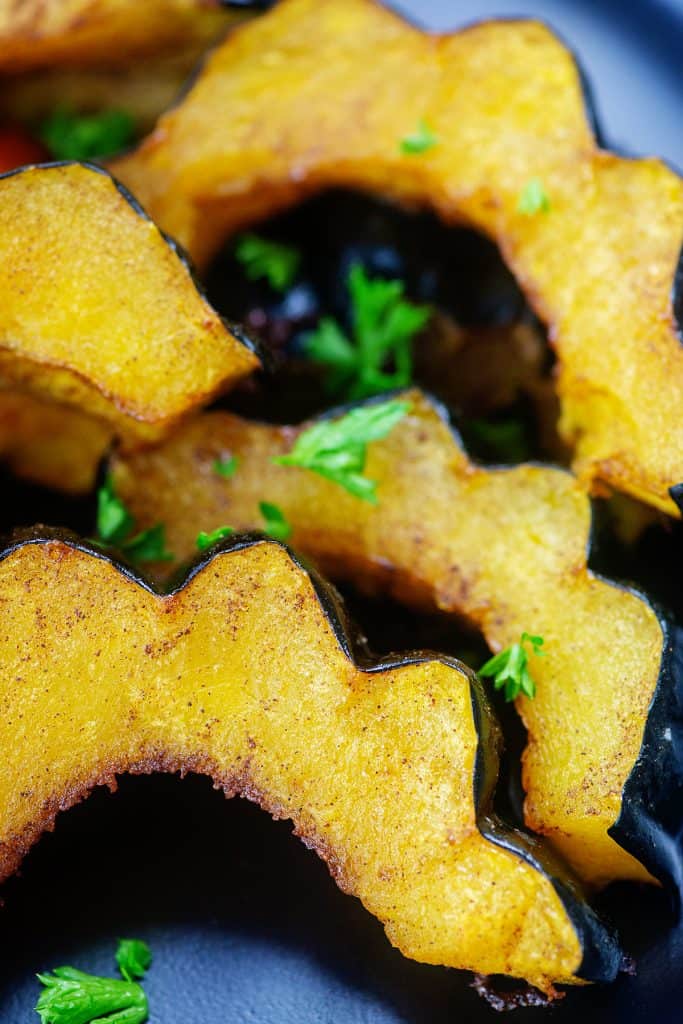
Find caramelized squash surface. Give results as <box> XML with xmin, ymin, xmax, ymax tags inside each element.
<box><xmin>113</xmin><ymin>0</ymin><xmax>683</xmax><ymax>514</ymax></box>
<box><xmin>112</xmin><ymin>391</ymin><xmax>669</xmax><ymax>887</ymax></box>
<box><xmin>0</xmin><ymin>534</ymin><xmax>621</xmax><ymax>990</ymax></box>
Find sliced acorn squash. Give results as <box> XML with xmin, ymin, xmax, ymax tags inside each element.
<box><xmin>0</xmin><ymin>1</ymin><xmax>242</xmax><ymax>72</ymax></box>
<box><xmin>0</xmin><ymin>531</ymin><xmax>620</xmax><ymax>991</ymax></box>
<box><xmin>112</xmin><ymin>0</ymin><xmax>683</xmax><ymax>515</ymax></box>
<box><xmin>0</xmin><ymin>389</ymin><xmax>111</xmax><ymax>494</ymax></box>
<box><xmin>0</xmin><ymin>162</ymin><xmax>259</xmax><ymax>446</ymax></box>
<box><xmin>111</xmin><ymin>390</ymin><xmax>683</xmax><ymax>889</ymax></box>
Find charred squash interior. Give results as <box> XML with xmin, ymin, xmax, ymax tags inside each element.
<box><xmin>0</xmin><ymin>162</ymin><xmax>259</xmax><ymax>446</ymax></box>
<box><xmin>0</xmin><ymin>532</ymin><xmax>620</xmax><ymax>991</ymax></box>
<box><xmin>111</xmin><ymin>390</ymin><xmax>681</xmax><ymax>889</ymax></box>
<box><xmin>112</xmin><ymin>0</ymin><xmax>683</xmax><ymax>515</ymax></box>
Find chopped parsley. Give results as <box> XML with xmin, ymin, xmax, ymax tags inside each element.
<box><xmin>196</xmin><ymin>525</ymin><xmax>234</xmax><ymax>551</ymax></box>
<box><xmin>36</xmin><ymin>938</ymin><xmax>151</xmax><ymax>1024</ymax></box>
<box><xmin>400</xmin><ymin>118</ymin><xmax>438</xmax><ymax>155</ymax></box>
<box><xmin>517</xmin><ymin>178</ymin><xmax>550</xmax><ymax>215</ymax></box>
<box><xmin>478</xmin><ymin>632</ymin><xmax>544</xmax><ymax>701</ymax></box>
<box><xmin>273</xmin><ymin>398</ymin><xmax>410</xmax><ymax>503</ymax></box>
<box><xmin>304</xmin><ymin>264</ymin><xmax>431</xmax><ymax>400</ymax></box>
<box><xmin>39</xmin><ymin>108</ymin><xmax>135</xmax><ymax>161</ymax></box>
<box><xmin>213</xmin><ymin>455</ymin><xmax>239</xmax><ymax>479</ymax></box>
<box><xmin>260</xmin><ymin>501</ymin><xmax>291</xmax><ymax>542</ymax></box>
<box><xmin>95</xmin><ymin>476</ymin><xmax>173</xmax><ymax>564</ymax></box>
<box><xmin>116</xmin><ymin>939</ymin><xmax>152</xmax><ymax>983</ymax></box>
<box><xmin>235</xmin><ymin>233</ymin><xmax>301</xmax><ymax>292</ymax></box>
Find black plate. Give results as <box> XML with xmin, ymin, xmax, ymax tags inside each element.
<box><xmin>2</xmin><ymin>2</ymin><xmax>683</xmax><ymax>1021</ymax></box>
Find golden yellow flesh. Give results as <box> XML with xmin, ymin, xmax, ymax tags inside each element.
<box><xmin>0</xmin><ymin>0</ymin><xmax>241</xmax><ymax>71</ymax></box>
<box><xmin>112</xmin><ymin>391</ymin><xmax>665</xmax><ymax>886</ymax></box>
<box><xmin>0</xmin><ymin>537</ymin><xmax>583</xmax><ymax>989</ymax></box>
<box><xmin>112</xmin><ymin>0</ymin><xmax>683</xmax><ymax>514</ymax></box>
<box><xmin>0</xmin><ymin>390</ymin><xmax>111</xmax><ymax>494</ymax></box>
<box><xmin>0</xmin><ymin>164</ymin><xmax>258</xmax><ymax>444</ymax></box>
<box><xmin>2</xmin><ymin>49</ymin><xmax>215</xmax><ymax>133</ymax></box>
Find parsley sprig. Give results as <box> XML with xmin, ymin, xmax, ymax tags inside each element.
<box><xmin>40</xmin><ymin>108</ymin><xmax>135</xmax><ymax>161</ymax></box>
<box><xmin>260</xmin><ymin>501</ymin><xmax>291</xmax><ymax>541</ymax></box>
<box><xmin>478</xmin><ymin>632</ymin><xmax>544</xmax><ymax>701</ymax></box>
<box><xmin>95</xmin><ymin>476</ymin><xmax>173</xmax><ymax>565</ymax></box>
<box><xmin>36</xmin><ymin>938</ymin><xmax>151</xmax><ymax>1024</ymax></box>
<box><xmin>304</xmin><ymin>264</ymin><xmax>430</xmax><ymax>400</ymax></box>
<box><xmin>116</xmin><ymin>939</ymin><xmax>152</xmax><ymax>983</ymax></box>
<box><xmin>400</xmin><ymin>119</ymin><xmax>438</xmax><ymax>155</ymax></box>
<box><xmin>196</xmin><ymin>525</ymin><xmax>234</xmax><ymax>551</ymax></box>
<box><xmin>213</xmin><ymin>455</ymin><xmax>239</xmax><ymax>479</ymax></box>
<box><xmin>273</xmin><ymin>398</ymin><xmax>410</xmax><ymax>503</ymax></box>
<box><xmin>235</xmin><ymin>234</ymin><xmax>301</xmax><ymax>292</ymax></box>
<box><xmin>517</xmin><ymin>178</ymin><xmax>550</xmax><ymax>215</ymax></box>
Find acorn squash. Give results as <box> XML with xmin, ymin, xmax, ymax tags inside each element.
<box><xmin>0</xmin><ymin>389</ymin><xmax>111</xmax><ymax>494</ymax></box>
<box><xmin>111</xmin><ymin>390</ymin><xmax>682</xmax><ymax>889</ymax></box>
<box><xmin>0</xmin><ymin>162</ymin><xmax>259</xmax><ymax>447</ymax></box>
<box><xmin>0</xmin><ymin>0</ymin><xmax>242</xmax><ymax>72</ymax></box>
<box><xmin>112</xmin><ymin>0</ymin><xmax>683</xmax><ymax>515</ymax></box>
<box><xmin>0</xmin><ymin>531</ymin><xmax>620</xmax><ymax>991</ymax></box>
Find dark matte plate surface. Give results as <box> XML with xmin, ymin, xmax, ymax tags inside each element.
<box><xmin>2</xmin><ymin>1</ymin><xmax>683</xmax><ymax>1020</ymax></box>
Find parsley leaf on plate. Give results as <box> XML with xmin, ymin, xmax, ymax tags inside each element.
<box><xmin>235</xmin><ymin>234</ymin><xmax>301</xmax><ymax>292</ymax></box>
<box><xmin>40</xmin><ymin>108</ymin><xmax>135</xmax><ymax>161</ymax></box>
<box><xmin>273</xmin><ymin>398</ymin><xmax>410</xmax><ymax>503</ymax></box>
<box><xmin>478</xmin><ymin>632</ymin><xmax>545</xmax><ymax>701</ymax></box>
<box><xmin>304</xmin><ymin>264</ymin><xmax>431</xmax><ymax>400</ymax></box>
<box><xmin>400</xmin><ymin>118</ymin><xmax>438</xmax><ymax>155</ymax></box>
<box><xmin>116</xmin><ymin>939</ymin><xmax>152</xmax><ymax>983</ymax></box>
<box><xmin>35</xmin><ymin>967</ymin><xmax>148</xmax><ymax>1024</ymax></box>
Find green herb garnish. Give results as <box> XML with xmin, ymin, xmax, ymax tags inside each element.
<box><xmin>259</xmin><ymin>501</ymin><xmax>291</xmax><ymax>542</ymax></box>
<box><xmin>304</xmin><ymin>264</ymin><xmax>430</xmax><ymax>400</ymax></box>
<box><xmin>196</xmin><ymin>525</ymin><xmax>234</xmax><ymax>551</ymax></box>
<box><xmin>39</xmin><ymin>109</ymin><xmax>135</xmax><ymax>161</ymax></box>
<box><xmin>36</xmin><ymin>938</ymin><xmax>152</xmax><ymax>1024</ymax></box>
<box><xmin>235</xmin><ymin>234</ymin><xmax>301</xmax><ymax>292</ymax></box>
<box><xmin>115</xmin><ymin>939</ymin><xmax>152</xmax><ymax>983</ymax></box>
<box><xmin>95</xmin><ymin>476</ymin><xmax>173</xmax><ymax>564</ymax></box>
<box><xmin>478</xmin><ymin>632</ymin><xmax>544</xmax><ymax>701</ymax></box>
<box><xmin>213</xmin><ymin>455</ymin><xmax>239</xmax><ymax>479</ymax></box>
<box><xmin>400</xmin><ymin>118</ymin><xmax>438</xmax><ymax>155</ymax></box>
<box><xmin>273</xmin><ymin>398</ymin><xmax>410</xmax><ymax>503</ymax></box>
<box><xmin>517</xmin><ymin>178</ymin><xmax>550</xmax><ymax>215</ymax></box>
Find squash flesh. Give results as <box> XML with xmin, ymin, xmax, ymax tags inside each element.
<box><xmin>0</xmin><ymin>0</ymin><xmax>241</xmax><ymax>72</ymax></box>
<box><xmin>112</xmin><ymin>0</ymin><xmax>683</xmax><ymax>514</ymax></box>
<box><xmin>0</xmin><ymin>163</ymin><xmax>259</xmax><ymax>444</ymax></box>
<box><xmin>0</xmin><ymin>389</ymin><xmax>111</xmax><ymax>494</ymax></box>
<box><xmin>0</xmin><ymin>536</ymin><xmax>593</xmax><ymax>990</ymax></box>
<box><xmin>112</xmin><ymin>390</ymin><xmax>665</xmax><ymax>887</ymax></box>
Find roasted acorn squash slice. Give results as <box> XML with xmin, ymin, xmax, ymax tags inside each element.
<box><xmin>111</xmin><ymin>390</ymin><xmax>682</xmax><ymax>889</ymax></box>
<box><xmin>0</xmin><ymin>162</ymin><xmax>259</xmax><ymax>446</ymax></box>
<box><xmin>0</xmin><ymin>1</ymin><xmax>242</xmax><ymax>72</ymax></box>
<box><xmin>113</xmin><ymin>0</ymin><xmax>683</xmax><ymax>515</ymax></box>
<box><xmin>0</xmin><ymin>532</ymin><xmax>620</xmax><ymax>991</ymax></box>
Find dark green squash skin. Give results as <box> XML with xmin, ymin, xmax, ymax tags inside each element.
<box><xmin>0</xmin><ymin>527</ymin><xmax>620</xmax><ymax>984</ymax></box>
<box><xmin>609</xmin><ymin>615</ymin><xmax>683</xmax><ymax>897</ymax></box>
